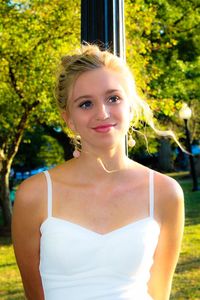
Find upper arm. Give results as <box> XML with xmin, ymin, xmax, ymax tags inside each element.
<box><xmin>148</xmin><ymin>175</ymin><xmax>185</xmax><ymax>300</ymax></box>
<box><xmin>12</xmin><ymin>174</ymin><xmax>46</xmax><ymax>300</ymax></box>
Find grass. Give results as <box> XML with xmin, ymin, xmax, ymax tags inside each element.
<box><xmin>170</xmin><ymin>176</ymin><xmax>200</xmax><ymax>300</ymax></box>
<box><xmin>0</xmin><ymin>238</ymin><xmax>25</xmax><ymax>299</ymax></box>
<box><xmin>0</xmin><ymin>174</ymin><xmax>199</xmax><ymax>299</ymax></box>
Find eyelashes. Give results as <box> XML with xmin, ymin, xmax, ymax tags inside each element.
<box><xmin>79</xmin><ymin>100</ymin><xmax>92</xmax><ymax>109</ymax></box>
<box><xmin>78</xmin><ymin>95</ymin><xmax>122</xmax><ymax>109</ymax></box>
<box><xmin>108</xmin><ymin>95</ymin><xmax>121</xmax><ymax>103</ymax></box>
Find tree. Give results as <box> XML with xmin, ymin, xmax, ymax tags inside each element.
<box><xmin>0</xmin><ymin>0</ymin><xmax>80</xmax><ymax>227</ymax></box>
<box><xmin>125</xmin><ymin>0</ymin><xmax>199</xmax><ymax>115</ymax></box>
<box><xmin>125</xmin><ymin>0</ymin><xmax>200</xmax><ymax>167</ymax></box>
<box><xmin>144</xmin><ymin>0</ymin><xmax>200</xmax><ymax>137</ymax></box>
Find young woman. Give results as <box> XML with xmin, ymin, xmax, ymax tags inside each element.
<box><xmin>12</xmin><ymin>45</ymin><xmax>184</xmax><ymax>300</ymax></box>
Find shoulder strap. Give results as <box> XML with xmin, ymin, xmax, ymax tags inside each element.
<box><xmin>149</xmin><ymin>170</ymin><xmax>154</xmax><ymax>218</ymax></box>
<box><xmin>43</xmin><ymin>170</ymin><xmax>52</xmax><ymax>218</ymax></box>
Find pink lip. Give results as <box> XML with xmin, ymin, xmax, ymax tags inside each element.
<box><xmin>92</xmin><ymin>124</ymin><xmax>116</xmax><ymax>133</ymax></box>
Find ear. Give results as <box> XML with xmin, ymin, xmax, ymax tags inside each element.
<box><xmin>61</xmin><ymin>111</ymin><xmax>76</xmax><ymax>132</ymax></box>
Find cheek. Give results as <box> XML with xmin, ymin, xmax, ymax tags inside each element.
<box><xmin>65</xmin><ymin>113</ymin><xmax>79</xmax><ymax>132</ymax></box>
<box><xmin>115</xmin><ymin>106</ymin><xmax>131</xmax><ymax>133</ymax></box>
<box><xmin>69</xmin><ymin>112</ymin><xmax>89</xmax><ymax>133</ymax></box>
<box><xmin>120</xmin><ymin>104</ymin><xmax>132</xmax><ymax>122</ymax></box>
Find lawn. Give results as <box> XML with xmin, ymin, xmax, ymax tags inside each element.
<box><xmin>0</xmin><ymin>175</ymin><xmax>199</xmax><ymax>299</ymax></box>
<box><xmin>170</xmin><ymin>177</ymin><xmax>200</xmax><ymax>300</ymax></box>
<box><xmin>0</xmin><ymin>238</ymin><xmax>25</xmax><ymax>300</ymax></box>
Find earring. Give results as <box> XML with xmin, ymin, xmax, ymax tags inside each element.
<box><xmin>73</xmin><ymin>134</ymin><xmax>81</xmax><ymax>158</ymax></box>
<box><xmin>128</xmin><ymin>135</ymin><xmax>136</xmax><ymax>148</ymax></box>
<box><xmin>73</xmin><ymin>148</ymin><xmax>81</xmax><ymax>158</ymax></box>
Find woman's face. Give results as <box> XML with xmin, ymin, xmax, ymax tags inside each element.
<box><xmin>63</xmin><ymin>67</ymin><xmax>132</xmax><ymax>152</ymax></box>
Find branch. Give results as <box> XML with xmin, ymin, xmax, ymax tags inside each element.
<box><xmin>173</xmin><ymin>5</ymin><xmax>200</xmax><ymax>26</ymax></box>
<box><xmin>30</xmin><ymin>27</ymin><xmax>73</xmax><ymax>54</ymax></box>
<box><xmin>7</xmin><ymin>100</ymin><xmax>40</xmax><ymax>162</ymax></box>
<box><xmin>8</xmin><ymin>64</ymin><xmax>23</xmax><ymax>99</ymax></box>
<box><xmin>176</xmin><ymin>23</ymin><xmax>200</xmax><ymax>33</ymax></box>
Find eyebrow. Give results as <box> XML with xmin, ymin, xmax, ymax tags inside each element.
<box><xmin>73</xmin><ymin>89</ymin><xmax>123</xmax><ymax>103</ymax></box>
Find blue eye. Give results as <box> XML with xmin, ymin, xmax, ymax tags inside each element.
<box><xmin>79</xmin><ymin>100</ymin><xmax>92</xmax><ymax>109</ymax></box>
<box><xmin>108</xmin><ymin>95</ymin><xmax>121</xmax><ymax>103</ymax></box>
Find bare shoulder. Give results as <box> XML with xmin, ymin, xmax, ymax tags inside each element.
<box><xmin>13</xmin><ymin>161</ymin><xmax>70</xmax><ymax>221</ymax></box>
<box><xmin>13</xmin><ymin>172</ymin><xmax>47</xmax><ymax>224</ymax></box>
<box><xmin>15</xmin><ymin>172</ymin><xmax>46</xmax><ymax>203</ymax></box>
<box><xmin>154</xmin><ymin>171</ymin><xmax>184</xmax><ymax>223</ymax></box>
<box><xmin>154</xmin><ymin>171</ymin><xmax>184</xmax><ymax>202</ymax></box>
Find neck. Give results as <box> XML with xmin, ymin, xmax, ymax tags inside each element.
<box><xmin>73</xmin><ymin>144</ymin><xmax>131</xmax><ymax>181</ymax></box>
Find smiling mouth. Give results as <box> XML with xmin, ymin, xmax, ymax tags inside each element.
<box><xmin>92</xmin><ymin>124</ymin><xmax>116</xmax><ymax>133</ymax></box>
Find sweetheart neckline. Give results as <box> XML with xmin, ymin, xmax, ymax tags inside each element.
<box><xmin>40</xmin><ymin>216</ymin><xmax>160</xmax><ymax>237</ymax></box>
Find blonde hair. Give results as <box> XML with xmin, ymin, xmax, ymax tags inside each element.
<box><xmin>55</xmin><ymin>44</ymin><xmax>182</xmax><ymax>151</ymax></box>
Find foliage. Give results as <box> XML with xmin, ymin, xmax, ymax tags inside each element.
<box><xmin>0</xmin><ymin>0</ymin><xmax>80</xmax><ymax>154</ymax></box>
<box><xmin>125</xmin><ymin>0</ymin><xmax>159</xmax><ymax>91</ymax></box>
<box><xmin>0</xmin><ymin>0</ymin><xmax>81</xmax><ymax>226</ymax></box>
<box><xmin>125</xmin><ymin>0</ymin><xmax>200</xmax><ymax>142</ymax></box>
<box><xmin>13</xmin><ymin>126</ymin><xmax>65</xmax><ymax>171</ymax></box>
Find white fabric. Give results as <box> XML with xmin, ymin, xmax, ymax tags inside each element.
<box><xmin>40</xmin><ymin>170</ymin><xmax>160</xmax><ymax>300</ymax></box>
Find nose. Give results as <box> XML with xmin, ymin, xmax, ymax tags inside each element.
<box><xmin>95</xmin><ymin>103</ymin><xmax>110</xmax><ymax>120</ymax></box>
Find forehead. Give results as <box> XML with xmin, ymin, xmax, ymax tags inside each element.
<box><xmin>71</xmin><ymin>67</ymin><xmax>129</xmax><ymax>100</ymax></box>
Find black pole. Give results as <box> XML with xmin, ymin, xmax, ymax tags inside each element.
<box><xmin>184</xmin><ymin>119</ymin><xmax>199</xmax><ymax>191</ymax></box>
<box><xmin>81</xmin><ymin>0</ymin><xmax>125</xmax><ymax>59</ymax></box>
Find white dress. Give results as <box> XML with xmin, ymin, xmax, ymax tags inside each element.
<box><xmin>39</xmin><ymin>170</ymin><xmax>160</xmax><ymax>299</ymax></box>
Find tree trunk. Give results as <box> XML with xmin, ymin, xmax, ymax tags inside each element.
<box><xmin>0</xmin><ymin>104</ymin><xmax>39</xmax><ymax>228</ymax></box>
<box><xmin>0</xmin><ymin>160</ymin><xmax>12</xmax><ymax>228</ymax></box>
<box><xmin>158</xmin><ymin>138</ymin><xmax>174</xmax><ymax>172</ymax></box>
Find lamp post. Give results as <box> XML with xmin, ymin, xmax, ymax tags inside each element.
<box><xmin>179</xmin><ymin>103</ymin><xmax>199</xmax><ymax>191</ymax></box>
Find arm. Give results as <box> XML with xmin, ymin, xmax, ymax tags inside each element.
<box><xmin>12</xmin><ymin>174</ymin><xmax>46</xmax><ymax>300</ymax></box>
<box><xmin>148</xmin><ymin>174</ymin><xmax>185</xmax><ymax>300</ymax></box>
